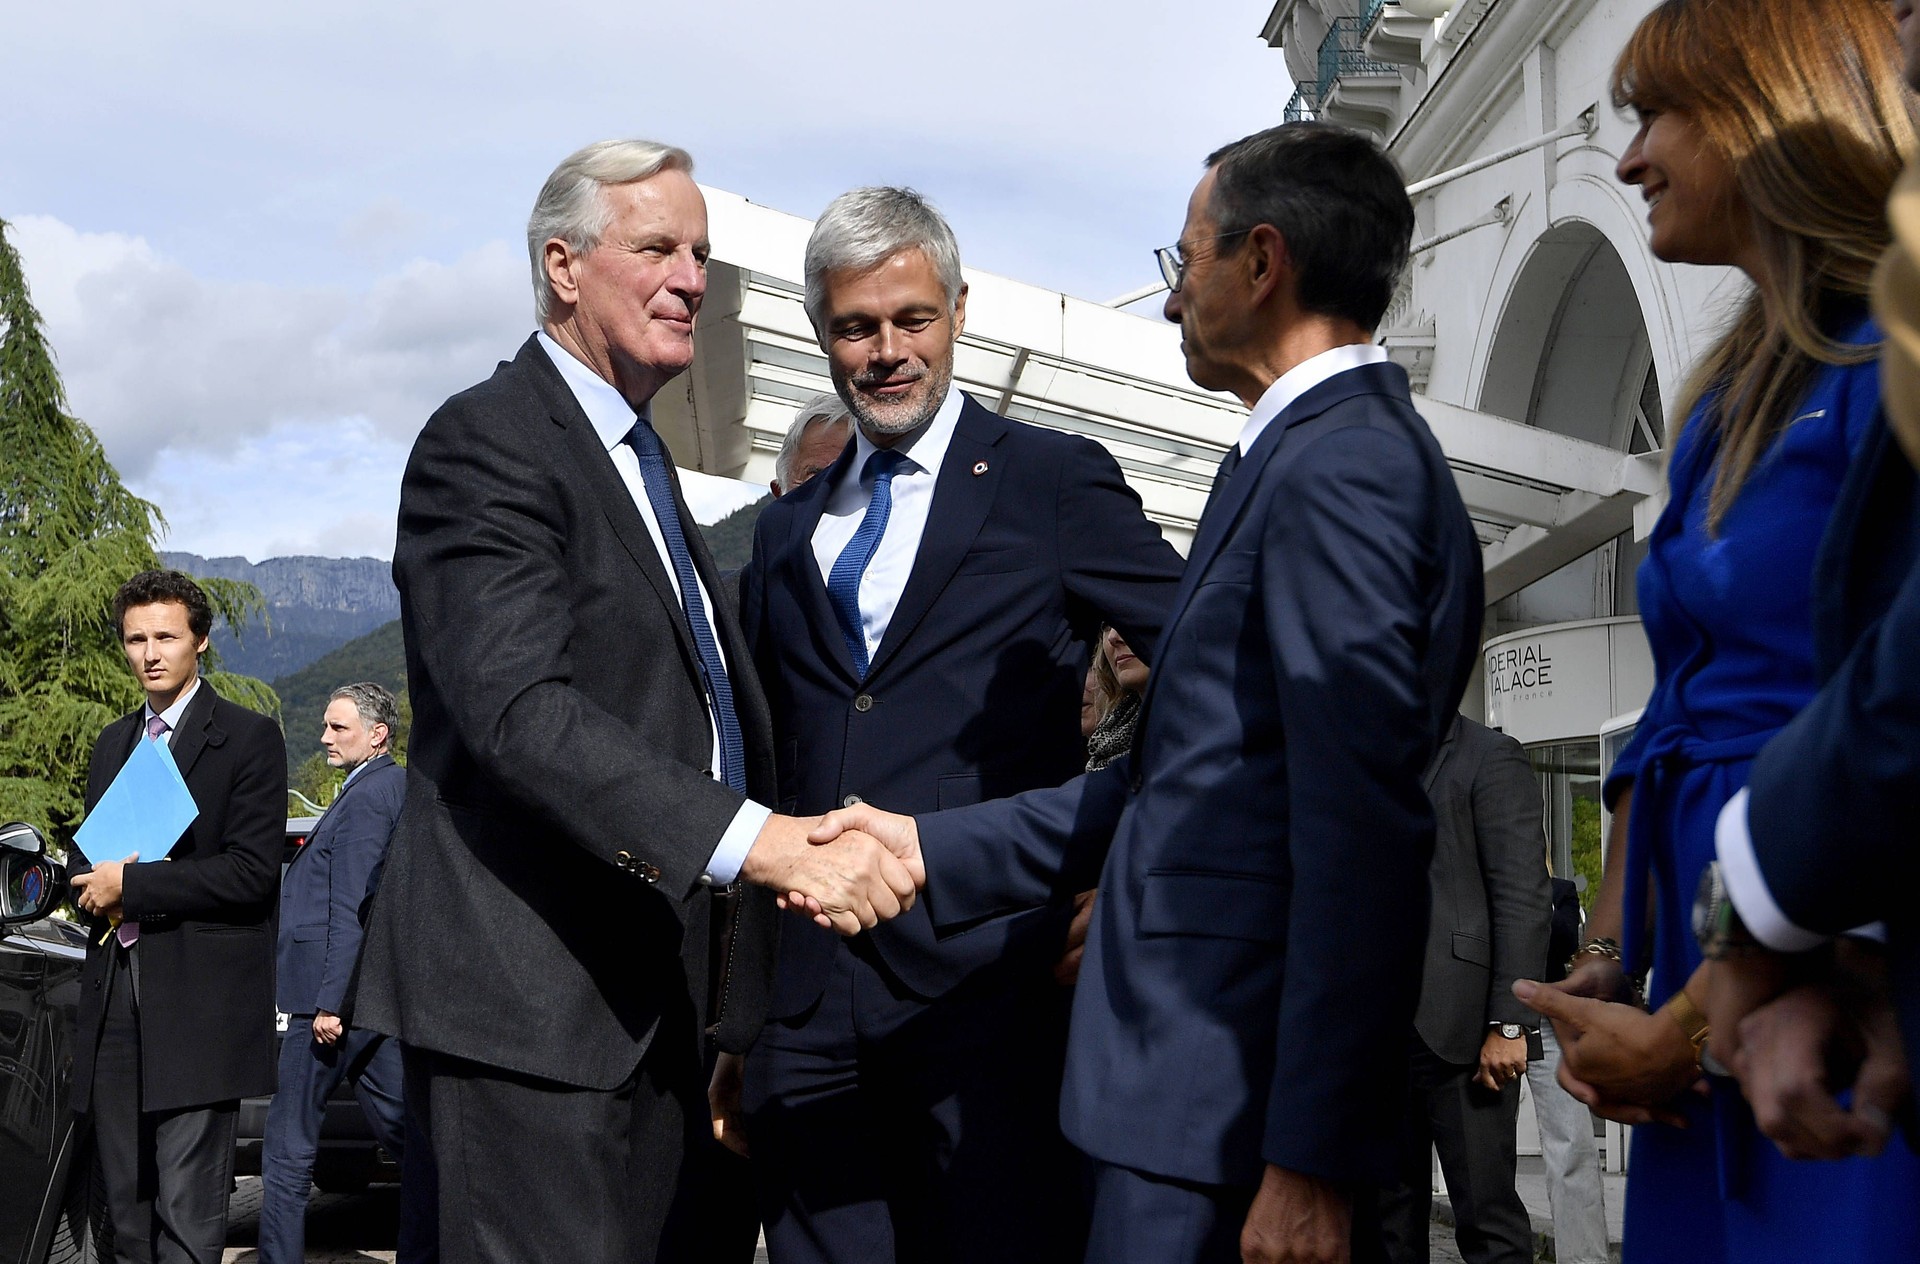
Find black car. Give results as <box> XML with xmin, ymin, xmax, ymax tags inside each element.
<box><xmin>0</xmin><ymin>822</ymin><xmax>110</xmax><ymax>1263</ymax></box>
<box><xmin>230</xmin><ymin>817</ymin><xmax>398</xmax><ymax>1193</ymax></box>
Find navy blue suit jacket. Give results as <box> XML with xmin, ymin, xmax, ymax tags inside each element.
<box><xmin>917</xmin><ymin>362</ymin><xmax>1483</xmax><ymax>1188</ymax></box>
<box><xmin>740</xmin><ymin>393</ymin><xmax>1184</xmax><ymax>1011</ymax></box>
<box><xmin>1746</xmin><ymin>418</ymin><xmax>1920</xmax><ymax>1067</ymax></box>
<box><xmin>277</xmin><ymin>754</ymin><xmax>404</xmax><ymax>1017</ymax></box>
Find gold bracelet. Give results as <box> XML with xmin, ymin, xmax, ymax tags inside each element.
<box><xmin>1661</xmin><ymin>989</ymin><xmax>1710</xmax><ymax>1069</ymax></box>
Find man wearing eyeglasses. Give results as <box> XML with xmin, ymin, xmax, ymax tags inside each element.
<box><xmin>813</xmin><ymin>124</ymin><xmax>1483</xmax><ymax>1264</ymax></box>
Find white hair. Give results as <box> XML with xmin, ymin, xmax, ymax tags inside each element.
<box><xmin>773</xmin><ymin>393</ymin><xmax>852</xmax><ymax>491</ymax></box>
<box><xmin>802</xmin><ymin>187</ymin><xmax>963</xmax><ymax>338</ymax></box>
<box><xmin>527</xmin><ymin>138</ymin><xmax>694</xmax><ymax>323</ymax></box>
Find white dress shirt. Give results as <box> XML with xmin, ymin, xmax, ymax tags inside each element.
<box><xmin>1233</xmin><ymin>343</ymin><xmax>1391</xmax><ymax>456</ymax></box>
<box><xmin>1714</xmin><ymin>789</ymin><xmax>1884</xmax><ymax>949</ymax></box>
<box><xmin>142</xmin><ymin>676</ymin><xmax>201</xmax><ymax>749</ymax></box>
<box><xmin>810</xmin><ymin>385</ymin><xmax>966</xmax><ymax>664</ymax></box>
<box><xmin>535</xmin><ymin>333</ymin><xmax>769</xmax><ymax>884</ymax></box>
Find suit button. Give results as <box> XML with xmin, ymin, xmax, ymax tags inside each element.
<box><xmin>615</xmin><ymin>850</ymin><xmax>636</xmax><ymax>872</ymax></box>
<box><xmin>853</xmin><ymin>694</ymin><xmax>873</xmax><ymax>713</ymax></box>
<box><xmin>842</xmin><ymin>793</ymin><xmax>864</xmax><ymax>807</ymax></box>
<box><xmin>637</xmin><ymin>863</ymin><xmax>662</xmax><ymax>884</ymax></box>
<box><xmin>701</xmin><ymin>768</ymin><xmax>713</xmax><ymax>779</ymax></box>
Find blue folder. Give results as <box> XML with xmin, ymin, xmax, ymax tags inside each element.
<box><xmin>74</xmin><ymin>736</ymin><xmax>199</xmax><ymax>862</ymax></box>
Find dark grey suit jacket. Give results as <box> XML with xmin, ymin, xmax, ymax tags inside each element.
<box><xmin>1414</xmin><ymin>714</ymin><xmax>1551</xmax><ymax>1066</ymax></box>
<box><xmin>354</xmin><ymin>335</ymin><xmax>780</xmax><ymax>1090</ymax></box>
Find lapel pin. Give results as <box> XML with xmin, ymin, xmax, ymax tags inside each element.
<box><xmin>972</xmin><ymin>461</ymin><xmax>989</xmax><ymax>476</ymax></box>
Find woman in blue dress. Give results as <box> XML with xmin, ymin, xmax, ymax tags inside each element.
<box><xmin>1516</xmin><ymin>2</ymin><xmax>1920</xmax><ymax>1261</ymax></box>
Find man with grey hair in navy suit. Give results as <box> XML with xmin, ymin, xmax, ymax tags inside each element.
<box><xmin>260</xmin><ymin>681</ymin><xmax>428</xmax><ymax>1264</ymax></box>
<box><xmin>729</xmin><ymin>185</ymin><xmax>1183</xmax><ymax>1263</ymax></box>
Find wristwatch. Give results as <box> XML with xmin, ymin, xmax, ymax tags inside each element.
<box><xmin>1693</xmin><ymin>861</ymin><xmax>1761</xmax><ymax>960</ymax></box>
<box><xmin>1491</xmin><ymin>1022</ymin><xmax>1525</xmax><ymax>1040</ymax></box>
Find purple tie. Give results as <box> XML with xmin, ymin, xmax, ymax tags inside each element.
<box><xmin>115</xmin><ymin>715</ymin><xmax>169</xmax><ymax>947</ymax></box>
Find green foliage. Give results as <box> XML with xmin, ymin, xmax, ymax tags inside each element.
<box><xmin>0</xmin><ymin>217</ymin><xmax>276</xmax><ymax>852</ymax></box>
<box><xmin>1571</xmin><ymin>795</ymin><xmax>1604</xmax><ymax>916</ymax></box>
<box><xmin>698</xmin><ymin>497</ymin><xmax>769</xmax><ymax>573</ymax></box>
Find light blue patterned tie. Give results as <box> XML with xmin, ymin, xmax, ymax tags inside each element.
<box><xmin>627</xmin><ymin>415</ymin><xmax>747</xmax><ymax>794</ymax></box>
<box><xmin>827</xmin><ymin>449</ymin><xmax>909</xmax><ymax>677</ymax></box>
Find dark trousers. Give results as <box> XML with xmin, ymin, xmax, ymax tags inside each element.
<box><xmin>1377</xmin><ymin>1036</ymin><xmax>1532</xmax><ymax>1264</ymax></box>
<box><xmin>742</xmin><ymin>940</ymin><xmax>1086</xmax><ymax>1264</ymax></box>
<box><xmin>1085</xmin><ymin>1162</ymin><xmax>1391</xmax><ymax>1264</ymax></box>
<box><xmin>92</xmin><ymin>943</ymin><xmax>238</xmax><ymax>1264</ymax></box>
<box><xmin>259</xmin><ymin>1021</ymin><xmax>435</xmax><ymax>1263</ymax></box>
<box><xmin>402</xmin><ymin>1024</ymin><xmax>705</xmax><ymax>1264</ymax></box>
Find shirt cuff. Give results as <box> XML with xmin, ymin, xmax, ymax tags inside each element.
<box><xmin>1714</xmin><ymin>788</ymin><xmax>1828</xmax><ymax>953</ymax></box>
<box><xmin>705</xmin><ymin>799</ymin><xmax>772</xmax><ymax>886</ymax></box>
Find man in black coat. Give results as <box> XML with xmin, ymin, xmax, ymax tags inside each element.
<box><xmin>350</xmin><ymin>138</ymin><xmax>918</xmax><ymax>1264</ymax></box>
<box><xmin>1379</xmin><ymin>715</ymin><xmax>1550</xmax><ymax>1264</ymax></box>
<box><xmin>70</xmin><ymin>569</ymin><xmax>286</xmax><ymax>1264</ymax></box>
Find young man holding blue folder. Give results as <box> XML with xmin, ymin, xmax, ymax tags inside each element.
<box><xmin>70</xmin><ymin>569</ymin><xmax>285</xmax><ymax>1264</ymax></box>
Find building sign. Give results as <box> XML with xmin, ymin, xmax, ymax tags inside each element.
<box><xmin>1486</xmin><ymin>640</ymin><xmax>1554</xmax><ymax>703</ymax></box>
<box><xmin>1483</xmin><ymin>618</ymin><xmax>1653</xmax><ymax>747</ymax></box>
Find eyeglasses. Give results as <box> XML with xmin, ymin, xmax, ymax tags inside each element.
<box><xmin>1154</xmin><ymin>230</ymin><xmax>1251</xmax><ymax>294</ymax></box>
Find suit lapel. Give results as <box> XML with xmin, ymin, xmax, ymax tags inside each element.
<box><xmin>291</xmin><ymin>753</ymin><xmax>394</xmax><ymax>869</ymax></box>
<box><xmin>780</xmin><ymin>444</ymin><xmax>862</xmax><ymax>683</ymax></box>
<box><xmin>1422</xmin><ymin>715</ymin><xmax>1463</xmax><ymax>794</ymax></box>
<box><xmin>865</xmin><ymin>397</ymin><xmax>1006</xmax><ymax>680</ymax></box>
<box><xmin>1133</xmin><ymin>362</ymin><xmax>1412</xmax><ymax>730</ymax></box>
<box><xmin>168</xmin><ymin>682</ymin><xmax>221</xmax><ymax>783</ymax></box>
<box><xmin>521</xmin><ymin>338</ymin><xmax>700</xmax><ymax>669</ymax></box>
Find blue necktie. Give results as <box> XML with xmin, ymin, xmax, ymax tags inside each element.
<box><xmin>827</xmin><ymin>449</ymin><xmax>908</xmax><ymax>677</ymax></box>
<box><xmin>627</xmin><ymin>415</ymin><xmax>747</xmax><ymax>794</ymax></box>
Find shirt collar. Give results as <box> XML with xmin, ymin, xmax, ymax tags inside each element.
<box><xmin>144</xmin><ymin>676</ymin><xmax>202</xmax><ymax>734</ymax></box>
<box><xmin>1235</xmin><ymin>343</ymin><xmax>1390</xmax><ymax>456</ymax></box>
<box><xmin>845</xmin><ymin>384</ymin><xmax>966</xmax><ymax>483</ymax></box>
<box><xmin>342</xmin><ymin>756</ymin><xmax>378</xmax><ymax>787</ymax></box>
<box><xmin>535</xmin><ymin>330</ymin><xmax>649</xmax><ymax>450</ymax></box>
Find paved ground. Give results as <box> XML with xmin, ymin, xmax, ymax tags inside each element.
<box><xmin>218</xmin><ymin>1175</ymin><xmax>1520</xmax><ymax>1263</ymax></box>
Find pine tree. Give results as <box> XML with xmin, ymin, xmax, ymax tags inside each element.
<box><xmin>0</xmin><ymin>216</ymin><xmax>277</xmax><ymax>850</ymax></box>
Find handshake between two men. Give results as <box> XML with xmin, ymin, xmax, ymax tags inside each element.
<box><xmin>740</xmin><ymin>803</ymin><xmax>925</xmax><ymax>935</ymax></box>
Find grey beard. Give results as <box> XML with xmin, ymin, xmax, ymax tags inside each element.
<box><xmin>840</xmin><ymin>357</ymin><xmax>954</xmax><ymax>437</ymax></box>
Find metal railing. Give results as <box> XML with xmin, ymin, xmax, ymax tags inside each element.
<box><xmin>1318</xmin><ymin>15</ymin><xmax>1399</xmax><ymax>86</ymax></box>
<box><xmin>1362</xmin><ymin>0</ymin><xmax>1388</xmax><ymax>27</ymax></box>
<box><xmin>1284</xmin><ymin>82</ymin><xmax>1319</xmax><ymax>123</ymax></box>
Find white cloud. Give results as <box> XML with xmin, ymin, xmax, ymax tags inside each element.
<box><xmin>15</xmin><ymin>217</ymin><xmax>764</xmax><ymax>558</ymax></box>
<box><xmin>11</xmin><ymin>214</ymin><xmax>526</xmax><ymax>484</ymax></box>
<box><xmin>3</xmin><ymin>0</ymin><xmax>1294</xmax><ymax>561</ymax></box>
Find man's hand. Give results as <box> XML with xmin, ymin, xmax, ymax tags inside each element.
<box><xmin>1732</xmin><ymin>953</ymin><xmax>1910</xmax><ymax>1161</ymax></box>
<box><xmin>709</xmin><ymin>1051</ymin><xmax>750</xmax><ymax>1159</ymax></box>
<box><xmin>740</xmin><ymin>814</ymin><xmax>919</xmax><ymax>935</ymax></box>
<box><xmin>789</xmin><ymin>803</ymin><xmax>926</xmax><ymax>925</ymax></box>
<box><xmin>1240</xmin><ymin>1164</ymin><xmax>1351</xmax><ymax>1264</ymax></box>
<box><xmin>312</xmin><ymin>1011</ymin><xmax>344</xmax><ymax>1046</ymax></box>
<box><xmin>1513</xmin><ymin>979</ymin><xmax>1697</xmax><ymax>1126</ymax></box>
<box><xmin>1053</xmin><ymin>889</ymin><xmax>1097</xmax><ymax>987</ymax></box>
<box><xmin>70</xmin><ymin>852</ymin><xmax>137</xmax><ymax>917</ymax></box>
<box><xmin>1474</xmin><ymin>1028</ymin><xmax>1528</xmax><ymax>1092</ymax></box>
<box><xmin>1700</xmin><ymin>948</ymin><xmax>1789</xmax><ymax>1075</ymax></box>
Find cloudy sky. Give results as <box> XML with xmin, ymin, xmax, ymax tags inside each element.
<box><xmin>4</xmin><ymin>2</ymin><xmax>1291</xmax><ymax>561</ymax></box>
